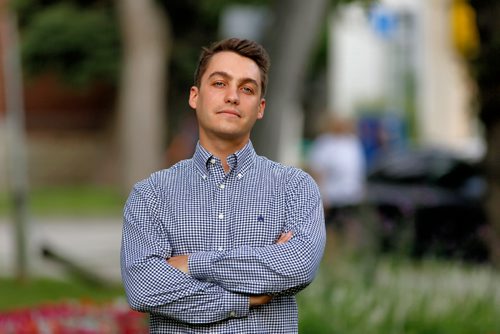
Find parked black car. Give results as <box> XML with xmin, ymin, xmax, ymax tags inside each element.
<box><xmin>365</xmin><ymin>148</ymin><xmax>489</xmax><ymax>261</ymax></box>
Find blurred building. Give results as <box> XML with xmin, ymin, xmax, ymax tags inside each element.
<box><xmin>0</xmin><ymin>71</ymin><xmax>117</xmax><ymax>189</ymax></box>
<box><xmin>328</xmin><ymin>0</ymin><xmax>483</xmax><ymax>162</ymax></box>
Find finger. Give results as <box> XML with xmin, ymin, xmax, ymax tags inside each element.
<box><xmin>276</xmin><ymin>236</ymin><xmax>289</xmax><ymax>244</ymax></box>
<box><xmin>276</xmin><ymin>231</ymin><xmax>293</xmax><ymax>244</ymax></box>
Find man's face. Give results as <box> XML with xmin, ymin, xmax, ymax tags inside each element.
<box><xmin>189</xmin><ymin>51</ymin><xmax>266</xmax><ymax>145</ymax></box>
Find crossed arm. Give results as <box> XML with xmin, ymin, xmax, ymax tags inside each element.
<box><xmin>167</xmin><ymin>231</ymin><xmax>294</xmax><ymax>307</ymax></box>
<box><xmin>121</xmin><ymin>175</ymin><xmax>326</xmax><ymax>324</ymax></box>
<box><xmin>122</xmin><ymin>215</ymin><xmax>304</xmax><ymax>323</ymax></box>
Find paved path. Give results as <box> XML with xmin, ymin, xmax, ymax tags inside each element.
<box><xmin>0</xmin><ymin>217</ymin><xmax>123</xmax><ymax>283</ymax></box>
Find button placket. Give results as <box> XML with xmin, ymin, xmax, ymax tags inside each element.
<box><xmin>210</xmin><ymin>160</ymin><xmax>230</xmax><ymax>252</ymax></box>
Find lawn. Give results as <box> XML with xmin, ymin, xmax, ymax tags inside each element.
<box><xmin>0</xmin><ymin>278</ymin><xmax>125</xmax><ymax>311</ymax></box>
<box><xmin>0</xmin><ymin>186</ymin><xmax>125</xmax><ymax>217</ymax></box>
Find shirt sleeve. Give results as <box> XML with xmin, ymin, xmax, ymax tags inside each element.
<box><xmin>188</xmin><ymin>171</ymin><xmax>326</xmax><ymax>295</ymax></box>
<box><xmin>121</xmin><ymin>179</ymin><xmax>249</xmax><ymax>324</ymax></box>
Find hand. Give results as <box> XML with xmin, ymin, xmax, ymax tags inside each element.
<box><xmin>167</xmin><ymin>254</ymin><xmax>189</xmax><ymax>274</ymax></box>
<box><xmin>249</xmin><ymin>294</ymin><xmax>272</xmax><ymax>307</ymax></box>
<box><xmin>275</xmin><ymin>231</ymin><xmax>293</xmax><ymax>245</ymax></box>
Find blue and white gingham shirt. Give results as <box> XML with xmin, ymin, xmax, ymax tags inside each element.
<box><xmin>121</xmin><ymin>141</ymin><xmax>326</xmax><ymax>333</ymax></box>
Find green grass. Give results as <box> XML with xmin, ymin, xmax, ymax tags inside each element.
<box><xmin>0</xmin><ymin>186</ymin><xmax>126</xmax><ymax>217</ymax></box>
<box><xmin>0</xmin><ymin>277</ymin><xmax>125</xmax><ymax>311</ymax></box>
<box><xmin>0</xmin><ymin>186</ymin><xmax>126</xmax><ymax>311</ymax></box>
<box><xmin>297</xmin><ymin>252</ymin><xmax>500</xmax><ymax>334</ymax></box>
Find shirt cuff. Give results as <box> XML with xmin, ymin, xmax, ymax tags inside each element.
<box><xmin>188</xmin><ymin>251</ymin><xmax>215</xmax><ymax>281</ymax></box>
<box><xmin>221</xmin><ymin>291</ymin><xmax>250</xmax><ymax>319</ymax></box>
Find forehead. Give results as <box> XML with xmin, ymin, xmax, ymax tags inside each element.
<box><xmin>203</xmin><ymin>51</ymin><xmax>261</xmax><ymax>84</ymax></box>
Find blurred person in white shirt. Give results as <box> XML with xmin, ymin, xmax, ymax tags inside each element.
<box><xmin>308</xmin><ymin>115</ymin><xmax>366</xmax><ymax>229</ymax></box>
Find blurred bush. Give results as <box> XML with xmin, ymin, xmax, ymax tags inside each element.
<box><xmin>12</xmin><ymin>0</ymin><xmax>121</xmax><ymax>87</ymax></box>
<box><xmin>298</xmin><ymin>248</ymin><xmax>500</xmax><ymax>333</ymax></box>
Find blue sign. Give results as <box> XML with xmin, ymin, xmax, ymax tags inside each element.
<box><xmin>369</xmin><ymin>4</ymin><xmax>398</xmax><ymax>39</ymax></box>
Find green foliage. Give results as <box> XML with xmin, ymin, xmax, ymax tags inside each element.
<box><xmin>13</xmin><ymin>1</ymin><xmax>121</xmax><ymax>87</ymax></box>
<box><xmin>297</xmin><ymin>253</ymin><xmax>500</xmax><ymax>333</ymax></box>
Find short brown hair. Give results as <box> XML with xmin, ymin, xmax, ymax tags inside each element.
<box><xmin>193</xmin><ymin>38</ymin><xmax>271</xmax><ymax>97</ymax></box>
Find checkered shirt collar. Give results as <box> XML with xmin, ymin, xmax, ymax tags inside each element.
<box><xmin>193</xmin><ymin>140</ymin><xmax>257</xmax><ymax>176</ymax></box>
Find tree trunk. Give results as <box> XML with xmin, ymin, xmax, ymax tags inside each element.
<box><xmin>1</xmin><ymin>2</ymin><xmax>30</xmax><ymax>282</ymax></box>
<box><xmin>115</xmin><ymin>0</ymin><xmax>170</xmax><ymax>192</ymax></box>
<box><xmin>470</xmin><ymin>0</ymin><xmax>500</xmax><ymax>266</ymax></box>
<box><xmin>253</xmin><ymin>0</ymin><xmax>329</xmax><ymax>166</ymax></box>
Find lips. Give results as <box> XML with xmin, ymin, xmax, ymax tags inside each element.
<box><xmin>217</xmin><ymin>109</ymin><xmax>241</xmax><ymax>117</ymax></box>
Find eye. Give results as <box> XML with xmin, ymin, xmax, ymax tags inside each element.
<box><xmin>213</xmin><ymin>81</ymin><xmax>225</xmax><ymax>88</ymax></box>
<box><xmin>241</xmin><ymin>86</ymin><xmax>255</xmax><ymax>95</ymax></box>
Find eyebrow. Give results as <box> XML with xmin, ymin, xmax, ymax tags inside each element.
<box><xmin>208</xmin><ymin>71</ymin><xmax>259</xmax><ymax>88</ymax></box>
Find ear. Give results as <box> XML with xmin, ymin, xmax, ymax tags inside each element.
<box><xmin>257</xmin><ymin>98</ymin><xmax>266</xmax><ymax>120</ymax></box>
<box><xmin>188</xmin><ymin>86</ymin><xmax>199</xmax><ymax>109</ymax></box>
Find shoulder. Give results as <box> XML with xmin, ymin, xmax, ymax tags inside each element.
<box><xmin>126</xmin><ymin>160</ymin><xmax>195</xmax><ymax>213</ymax></box>
<box><xmin>132</xmin><ymin>159</ymin><xmax>194</xmax><ymax>194</ymax></box>
<box><xmin>255</xmin><ymin>155</ymin><xmax>318</xmax><ymax>189</ymax></box>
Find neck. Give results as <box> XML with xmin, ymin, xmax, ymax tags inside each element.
<box><xmin>199</xmin><ymin>136</ymin><xmax>249</xmax><ymax>173</ymax></box>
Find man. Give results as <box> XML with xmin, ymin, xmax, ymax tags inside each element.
<box><xmin>121</xmin><ymin>38</ymin><xmax>326</xmax><ymax>333</ymax></box>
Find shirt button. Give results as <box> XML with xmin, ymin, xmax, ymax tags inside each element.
<box><xmin>229</xmin><ymin>311</ymin><xmax>236</xmax><ymax>317</ymax></box>
<box><xmin>219</xmin><ymin>184</ymin><xmax>225</xmax><ymax>189</ymax></box>
<box><xmin>210</xmin><ymin>158</ymin><xmax>216</xmax><ymax>164</ymax></box>
<box><xmin>218</xmin><ymin>213</ymin><xmax>224</xmax><ymax>219</ymax></box>
<box><xmin>237</xmin><ymin>173</ymin><xmax>243</xmax><ymax>179</ymax></box>
<box><xmin>217</xmin><ymin>247</ymin><xmax>224</xmax><ymax>251</ymax></box>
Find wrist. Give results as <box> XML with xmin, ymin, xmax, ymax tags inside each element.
<box><xmin>188</xmin><ymin>251</ymin><xmax>214</xmax><ymax>280</ymax></box>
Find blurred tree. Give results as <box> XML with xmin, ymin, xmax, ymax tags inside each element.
<box><xmin>12</xmin><ymin>0</ymin><xmax>120</xmax><ymax>87</ymax></box>
<box><xmin>2</xmin><ymin>1</ymin><xmax>30</xmax><ymax>282</ymax></box>
<box><xmin>115</xmin><ymin>0</ymin><xmax>170</xmax><ymax>192</ymax></box>
<box><xmin>253</xmin><ymin>0</ymin><xmax>329</xmax><ymax>165</ymax></box>
<box><xmin>469</xmin><ymin>0</ymin><xmax>500</xmax><ymax>266</ymax></box>
<box><xmin>253</xmin><ymin>0</ymin><xmax>372</xmax><ymax>163</ymax></box>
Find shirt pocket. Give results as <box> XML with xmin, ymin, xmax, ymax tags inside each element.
<box><xmin>230</xmin><ymin>205</ymin><xmax>284</xmax><ymax>248</ymax></box>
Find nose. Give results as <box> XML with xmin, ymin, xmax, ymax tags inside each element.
<box><xmin>224</xmin><ymin>86</ymin><xmax>240</xmax><ymax>105</ymax></box>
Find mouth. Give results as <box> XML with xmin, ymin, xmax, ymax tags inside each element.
<box><xmin>217</xmin><ymin>109</ymin><xmax>241</xmax><ymax>118</ymax></box>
